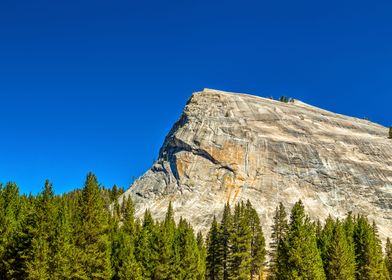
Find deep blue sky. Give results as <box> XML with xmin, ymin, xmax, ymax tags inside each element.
<box><xmin>0</xmin><ymin>0</ymin><xmax>391</xmax><ymax>194</ymax></box>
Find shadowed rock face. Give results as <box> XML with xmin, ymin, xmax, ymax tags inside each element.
<box><xmin>119</xmin><ymin>88</ymin><xmax>392</xmax><ymax>241</ymax></box>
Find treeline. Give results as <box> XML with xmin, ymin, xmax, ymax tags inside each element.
<box><xmin>1</xmin><ymin>173</ymin><xmax>392</xmax><ymax>280</ymax></box>
<box><xmin>268</xmin><ymin>202</ymin><xmax>391</xmax><ymax>280</ymax></box>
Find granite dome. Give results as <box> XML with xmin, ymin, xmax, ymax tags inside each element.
<box><xmin>119</xmin><ymin>89</ymin><xmax>392</xmax><ymax>241</ymax></box>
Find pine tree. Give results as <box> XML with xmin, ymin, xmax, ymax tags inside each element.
<box><xmin>354</xmin><ymin>216</ymin><xmax>388</xmax><ymax>280</ymax></box>
<box><xmin>4</xmin><ymin>195</ymin><xmax>36</xmax><ymax>279</ymax></box>
<box><xmin>385</xmin><ymin>238</ymin><xmax>392</xmax><ymax>279</ymax></box>
<box><xmin>343</xmin><ymin>212</ymin><xmax>356</xmax><ymax>266</ymax></box>
<box><xmin>112</xmin><ymin>229</ymin><xmax>142</xmax><ymax>280</ymax></box>
<box><xmin>135</xmin><ymin>209</ymin><xmax>157</xmax><ymax>279</ymax></box>
<box><xmin>0</xmin><ymin>182</ymin><xmax>24</xmax><ymax>279</ymax></box>
<box><xmin>122</xmin><ymin>197</ymin><xmax>136</xmax><ymax>237</ymax></box>
<box><xmin>196</xmin><ymin>231</ymin><xmax>207</xmax><ymax>280</ymax></box>
<box><xmin>324</xmin><ymin>220</ymin><xmax>356</xmax><ymax>280</ymax></box>
<box><xmin>206</xmin><ymin>216</ymin><xmax>221</xmax><ymax>280</ymax></box>
<box><xmin>280</xmin><ymin>200</ymin><xmax>326</xmax><ymax>280</ymax></box>
<box><xmin>176</xmin><ymin>218</ymin><xmax>202</xmax><ymax>280</ymax></box>
<box><xmin>245</xmin><ymin>200</ymin><xmax>266</xmax><ymax>279</ymax></box>
<box><xmin>24</xmin><ymin>180</ymin><xmax>56</xmax><ymax>280</ymax></box>
<box><xmin>269</xmin><ymin>202</ymin><xmax>288</xmax><ymax>280</ymax></box>
<box><xmin>50</xmin><ymin>198</ymin><xmax>78</xmax><ymax>279</ymax></box>
<box><xmin>111</xmin><ymin>197</ymin><xmax>142</xmax><ymax>280</ymax></box>
<box><xmin>228</xmin><ymin>202</ymin><xmax>252</xmax><ymax>280</ymax></box>
<box><xmin>218</xmin><ymin>203</ymin><xmax>232</xmax><ymax>280</ymax></box>
<box><xmin>317</xmin><ymin>215</ymin><xmax>335</xmax><ymax>270</ymax></box>
<box><xmin>75</xmin><ymin>173</ymin><xmax>112</xmax><ymax>279</ymax></box>
<box><xmin>153</xmin><ymin>202</ymin><xmax>177</xmax><ymax>279</ymax></box>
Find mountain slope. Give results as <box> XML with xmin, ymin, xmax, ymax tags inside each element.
<box><xmin>119</xmin><ymin>89</ymin><xmax>392</xmax><ymax>240</ymax></box>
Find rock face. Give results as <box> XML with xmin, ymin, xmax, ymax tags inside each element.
<box><xmin>119</xmin><ymin>88</ymin><xmax>392</xmax><ymax>241</ymax></box>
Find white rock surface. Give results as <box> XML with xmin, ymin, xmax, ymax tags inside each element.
<box><xmin>119</xmin><ymin>89</ymin><xmax>392</xmax><ymax>241</ymax></box>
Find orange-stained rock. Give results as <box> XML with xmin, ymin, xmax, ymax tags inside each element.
<box><xmin>119</xmin><ymin>88</ymin><xmax>392</xmax><ymax>243</ymax></box>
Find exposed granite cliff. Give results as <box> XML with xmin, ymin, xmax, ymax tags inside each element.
<box><xmin>119</xmin><ymin>89</ymin><xmax>392</xmax><ymax>241</ymax></box>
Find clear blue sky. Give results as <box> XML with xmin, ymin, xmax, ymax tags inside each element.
<box><xmin>0</xmin><ymin>0</ymin><xmax>391</xmax><ymax>194</ymax></box>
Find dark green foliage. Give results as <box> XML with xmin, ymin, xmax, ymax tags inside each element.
<box><xmin>175</xmin><ymin>218</ymin><xmax>204</xmax><ymax>279</ymax></box>
<box><xmin>111</xmin><ymin>197</ymin><xmax>142</xmax><ymax>280</ymax></box>
<box><xmin>0</xmin><ymin>182</ymin><xmax>25</xmax><ymax>278</ymax></box>
<box><xmin>354</xmin><ymin>215</ymin><xmax>389</xmax><ymax>280</ymax></box>
<box><xmin>135</xmin><ymin>210</ymin><xmax>157</xmax><ymax>279</ymax></box>
<box><xmin>279</xmin><ymin>200</ymin><xmax>326</xmax><ymax>280</ymax></box>
<box><xmin>228</xmin><ymin>202</ymin><xmax>252</xmax><ymax>280</ymax></box>
<box><xmin>317</xmin><ymin>215</ymin><xmax>335</xmax><ymax>265</ymax></box>
<box><xmin>197</xmin><ymin>231</ymin><xmax>207</xmax><ymax>279</ymax></box>
<box><xmin>75</xmin><ymin>173</ymin><xmax>112</xmax><ymax>279</ymax></box>
<box><xmin>279</xmin><ymin>96</ymin><xmax>293</xmax><ymax>103</ymax></box>
<box><xmin>152</xmin><ymin>203</ymin><xmax>177</xmax><ymax>279</ymax></box>
<box><xmin>219</xmin><ymin>203</ymin><xmax>232</xmax><ymax>280</ymax></box>
<box><xmin>389</xmin><ymin>127</ymin><xmax>392</xmax><ymax>139</ymax></box>
<box><xmin>206</xmin><ymin>216</ymin><xmax>222</xmax><ymax>280</ymax></box>
<box><xmin>50</xmin><ymin>198</ymin><xmax>77</xmax><ymax>279</ymax></box>
<box><xmin>385</xmin><ymin>238</ymin><xmax>392</xmax><ymax>279</ymax></box>
<box><xmin>246</xmin><ymin>201</ymin><xmax>266</xmax><ymax>279</ymax></box>
<box><xmin>279</xmin><ymin>96</ymin><xmax>289</xmax><ymax>103</ymax></box>
<box><xmin>206</xmin><ymin>201</ymin><xmax>266</xmax><ymax>280</ymax></box>
<box><xmin>1</xmin><ymin>176</ymin><xmax>391</xmax><ymax>280</ymax></box>
<box><xmin>269</xmin><ymin>202</ymin><xmax>288</xmax><ymax>280</ymax></box>
<box><xmin>24</xmin><ymin>180</ymin><xmax>56</xmax><ymax>279</ymax></box>
<box><xmin>324</xmin><ymin>219</ymin><xmax>356</xmax><ymax>280</ymax></box>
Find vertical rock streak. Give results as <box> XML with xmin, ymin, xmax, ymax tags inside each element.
<box><xmin>119</xmin><ymin>89</ymin><xmax>392</xmax><ymax>242</ymax></box>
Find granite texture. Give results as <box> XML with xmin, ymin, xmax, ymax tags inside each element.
<box><xmin>119</xmin><ymin>89</ymin><xmax>392</xmax><ymax>241</ymax></box>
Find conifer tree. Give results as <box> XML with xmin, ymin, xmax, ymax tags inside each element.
<box><xmin>317</xmin><ymin>215</ymin><xmax>335</xmax><ymax>269</ymax></box>
<box><xmin>50</xmin><ymin>198</ymin><xmax>78</xmax><ymax>279</ymax></box>
<box><xmin>228</xmin><ymin>202</ymin><xmax>252</xmax><ymax>280</ymax></box>
<box><xmin>269</xmin><ymin>202</ymin><xmax>288</xmax><ymax>279</ymax></box>
<box><xmin>343</xmin><ymin>212</ymin><xmax>356</xmax><ymax>266</ymax></box>
<box><xmin>176</xmin><ymin>218</ymin><xmax>202</xmax><ymax>280</ymax></box>
<box><xmin>5</xmin><ymin>195</ymin><xmax>36</xmax><ymax>279</ymax></box>
<box><xmin>0</xmin><ymin>182</ymin><xmax>24</xmax><ymax>278</ymax></box>
<box><xmin>112</xmin><ymin>229</ymin><xmax>142</xmax><ymax>280</ymax></box>
<box><xmin>153</xmin><ymin>202</ymin><xmax>177</xmax><ymax>279</ymax></box>
<box><xmin>354</xmin><ymin>216</ymin><xmax>388</xmax><ymax>280</ymax></box>
<box><xmin>218</xmin><ymin>203</ymin><xmax>232</xmax><ymax>280</ymax></box>
<box><xmin>280</xmin><ymin>200</ymin><xmax>326</xmax><ymax>280</ymax></box>
<box><xmin>245</xmin><ymin>200</ymin><xmax>266</xmax><ymax>279</ymax></box>
<box><xmin>122</xmin><ymin>197</ymin><xmax>136</xmax><ymax>236</ymax></box>
<box><xmin>324</xmin><ymin>220</ymin><xmax>356</xmax><ymax>280</ymax></box>
<box><xmin>24</xmin><ymin>180</ymin><xmax>56</xmax><ymax>280</ymax></box>
<box><xmin>385</xmin><ymin>238</ymin><xmax>392</xmax><ymax>279</ymax></box>
<box><xmin>111</xmin><ymin>197</ymin><xmax>142</xmax><ymax>280</ymax></box>
<box><xmin>135</xmin><ymin>209</ymin><xmax>157</xmax><ymax>279</ymax></box>
<box><xmin>75</xmin><ymin>173</ymin><xmax>112</xmax><ymax>279</ymax></box>
<box><xmin>206</xmin><ymin>216</ymin><xmax>221</xmax><ymax>280</ymax></box>
<box><xmin>196</xmin><ymin>231</ymin><xmax>207</xmax><ymax>280</ymax></box>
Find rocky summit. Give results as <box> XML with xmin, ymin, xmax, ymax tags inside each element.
<box><xmin>119</xmin><ymin>88</ymin><xmax>392</xmax><ymax>241</ymax></box>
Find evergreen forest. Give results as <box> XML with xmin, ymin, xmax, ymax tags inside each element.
<box><xmin>1</xmin><ymin>173</ymin><xmax>392</xmax><ymax>280</ymax></box>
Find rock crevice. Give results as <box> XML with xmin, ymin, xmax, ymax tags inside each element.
<box><xmin>119</xmin><ymin>88</ymin><xmax>392</xmax><ymax>243</ymax></box>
